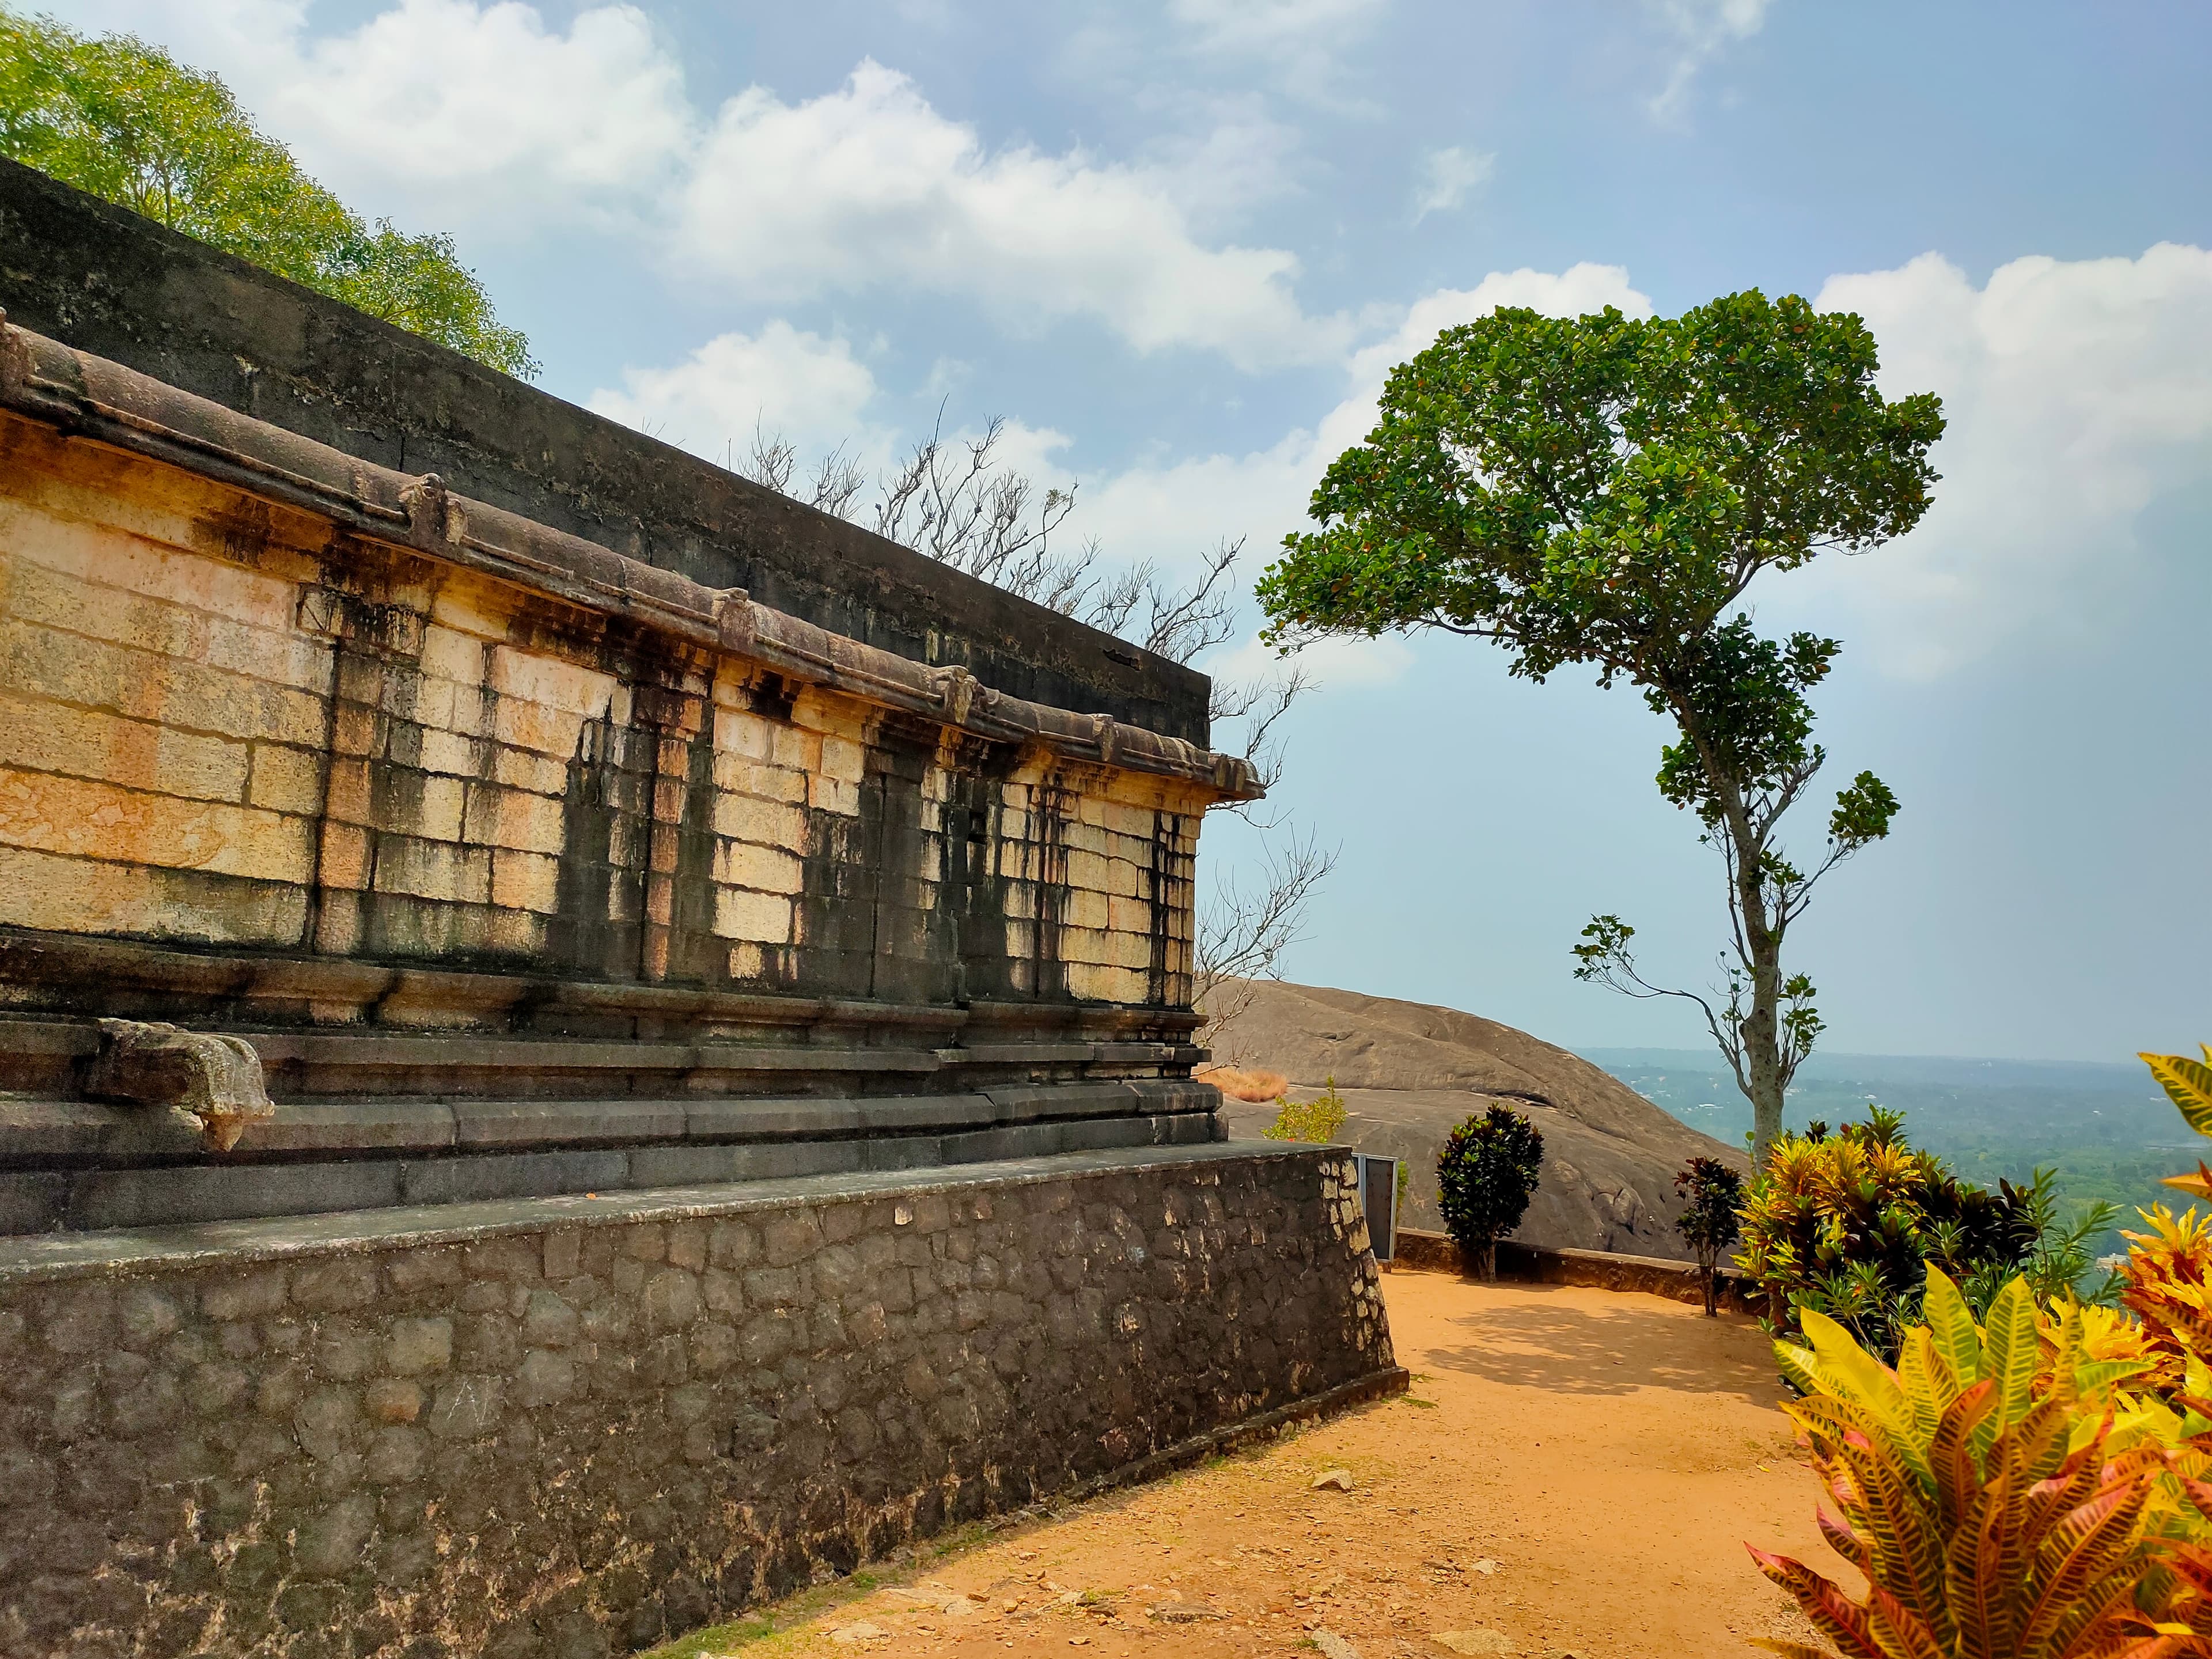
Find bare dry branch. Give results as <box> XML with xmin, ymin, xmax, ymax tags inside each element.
<box><xmin>1192</xmin><ymin>825</ymin><xmax>1339</xmax><ymax>1050</ymax></box>
<box><xmin>735</xmin><ymin>411</ymin><xmax>1339</xmax><ymax>1044</ymax></box>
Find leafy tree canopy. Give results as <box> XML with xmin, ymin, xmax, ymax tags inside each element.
<box><xmin>1257</xmin><ymin>291</ymin><xmax>1941</xmax><ymax>768</ymax></box>
<box><xmin>0</xmin><ymin>10</ymin><xmax>536</xmax><ymax>378</ymax></box>
<box><xmin>1258</xmin><ymin>292</ymin><xmax>1944</xmax><ymax>1165</ymax></box>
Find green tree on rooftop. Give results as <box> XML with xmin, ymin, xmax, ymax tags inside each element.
<box><xmin>0</xmin><ymin>9</ymin><xmax>536</xmax><ymax>378</ymax></box>
<box><xmin>1256</xmin><ymin>293</ymin><xmax>1945</xmax><ymax>1166</ymax></box>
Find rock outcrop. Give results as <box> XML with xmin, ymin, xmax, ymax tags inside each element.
<box><xmin>1212</xmin><ymin>980</ymin><xmax>1745</xmax><ymax>1260</ymax></box>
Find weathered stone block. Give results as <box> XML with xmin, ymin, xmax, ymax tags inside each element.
<box><xmin>422</xmin><ymin>1375</ymin><xmax>502</xmax><ymax>1441</ymax></box>
<box><xmin>385</xmin><ymin>1317</ymin><xmax>452</xmax><ymax>1376</ymax></box>
<box><xmin>363</xmin><ymin>1379</ymin><xmax>422</xmax><ymax>1426</ymax></box>
<box><xmin>713</xmin><ymin>887</ymin><xmax>793</xmax><ymax>946</ymax></box>
<box><xmin>642</xmin><ymin>1270</ymin><xmax>701</xmax><ymax>1334</ymax></box>
<box><xmin>290</xmin><ymin>1259</ymin><xmax>379</xmax><ymax>1315</ymax></box>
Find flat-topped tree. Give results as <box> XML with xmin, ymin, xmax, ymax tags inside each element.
<box><xmin>1256</xmin><ymin>292</ymin><xmax>1944</xmax><ymax>1166</ymax></box>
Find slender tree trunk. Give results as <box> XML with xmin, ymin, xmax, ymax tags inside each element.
<box><xmin>1733</xmin><ymin>817</ymin><xmax>1787</xmax><ymax>1169</ymax></box>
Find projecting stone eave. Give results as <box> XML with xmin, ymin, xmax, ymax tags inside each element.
<box><xmin>0</xmin><ymin>313</ymin><xmax>1264</xmax><ymax>809</ymax></box>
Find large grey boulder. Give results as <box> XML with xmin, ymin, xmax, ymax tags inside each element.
<box><xmin>1212</xmin><ymin>980</ymin><xmax>1745</xmax><ymax>1260</ymax></box>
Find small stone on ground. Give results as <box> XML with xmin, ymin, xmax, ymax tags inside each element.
<box><xmin>1433</xmin><ymin>1630</ymin><xmax>1516</xmax><ymax>1656</ymax></box>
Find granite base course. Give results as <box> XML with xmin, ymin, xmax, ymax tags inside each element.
<box><xmin>0</xmin><ymin>1142</ymin><xmax>1399</xmax><ymax>1659</ymax></box>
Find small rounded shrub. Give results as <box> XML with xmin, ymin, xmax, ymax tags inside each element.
<box><xmin>1674</xmin><ymin>1156</ymin><xmax>1747</xmax><ymax>1316</ymax></box>
<box><xmin>1436</xmin><ymin>1104</ymin><xmax>1544</xmax><ymax>1280</ymax></box>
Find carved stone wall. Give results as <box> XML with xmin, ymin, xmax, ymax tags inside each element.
<box><xmin>0</xmin><ymin>314</ymin><xmax>1259</xmax><ymax>1230</ymax></box>
<box><xmin>0</xmin><ymin>408</ymin><xmax>1203</xmax><ymax>1010</ymax></box>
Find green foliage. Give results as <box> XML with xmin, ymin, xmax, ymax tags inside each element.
<box><xmin>1257</xmin><ymin>293</ymin><xmax>1944</xmax><ymax>674</ymax></box>
<box><xmin>0</xmin><ymin>10</ymin><xmax>535</xmax><ymax>377</ymax></box>
<box><xmin>1603</xmin><ymin>1049</ymin><xmax>2207</xmax><ymax>1264</ymax></box>
<box><xmin>1738</xmin><ymin>1108</ymin><xmax>2111</xmax><ymax>1360</ymax></box>
<box><xmin>1435</xmin><ymin>1104</ymin><xmax>1543</xmax><ymax>1279</ymax></box>
<box><xmin>1673</xmin><ymin>1155</ymin><xmax>1745</xmax><ymax>1315</ymax></box>
<box><xmin>1260</xmin><ymin>1077</ymin><xmax>1348</xmax><ymax>1145</ymax></box>
<box><xmin>1258</xmin><ymin>291</ymin><xmax>1942</xmax><ymax>1165</ymax></box>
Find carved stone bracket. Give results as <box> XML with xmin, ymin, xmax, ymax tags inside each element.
<box><xmin>931</xmin><ymin>665</ymin><xmax>979</xmax><ymax>728</ymax></box>
<box><xmin>85</xmin><ymin>1020</ymin><xmax>275</xmax><ymax>1152</ymax></box>
<box><xmin>713</xmin><ymin>589</ymin><xmax>756</xmax><ymax>656</ymax></box>
<box><xmin>399</xmin><ymin>472</ymin><xmax>467</xmax><ymax>550</ymax></box>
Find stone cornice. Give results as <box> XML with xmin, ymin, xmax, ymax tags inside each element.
<box><xmin>0</xmin><ymin>313</ymin><xmax>1263</xmax><ymax>803</ymax></box>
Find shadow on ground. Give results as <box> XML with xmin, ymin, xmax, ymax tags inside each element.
<box><xmin>1420</xmin><ymin>1283</ymin><xmax>1779</xmax><ymax>1398</ymax></box>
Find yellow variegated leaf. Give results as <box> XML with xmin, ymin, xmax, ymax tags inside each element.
<box><xmin>1978</xmin><ymin>1279</ymin><xmax>2038</xmax><ymax>1450</ymax></box>
<box><xmin>1800</xmin><ymin>1308</ymin><xmax>1911</xmax><ymax>1437</ymax></box>
<box><xmin>2143</xmin><ymin>1050</ymin><xmax>2212</xmax><ymax>1137</ymax></box>
<box><xmin>1897</xmin><ymin>1330</ymin><xmax>1946</xmax><ymax>1456</ymax></box>
<box><xmin>1776</xmin><ymin>1338</ymin><xmax>1844</xmax><ymax>1402</ymax></box>
<box><xmin>2158</xmin><ymin>1166</ymin><xmax>2212</xmax><ymax>1200</ymax></box>
<box><xmin>2066</xmin><ymin>1411</ymin><xmax>2107</xmax><ymax>1456</ymax></box>
<box><xmin>2115</xmin><ymin>1394</ymin><xmax>2187</xmax><ymax>1454</ymax></box>
<box><xmin>1921</xmin><ymin>1266</ymin><xmax>1981</xmax><ymax>1387</ymax></box>
<box><xmin>2047</xmin><ymin>1300</ymin><xmax>2087</xmax><ymax>1408</ymax></box>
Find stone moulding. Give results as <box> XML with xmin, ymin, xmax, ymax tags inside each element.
<box><xmin>0</xmin><ymin>312</ymin><xmax>1262</xmax><ymax>803</ymax></box>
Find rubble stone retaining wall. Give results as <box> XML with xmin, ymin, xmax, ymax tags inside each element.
<box><xmin>0</xmin><ymin>1143</ymin><xmax>1402</xmax><ymax>1659</ymax></box>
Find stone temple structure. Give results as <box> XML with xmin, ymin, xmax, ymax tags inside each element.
<box><xmin>0</xmin><ymin>160</ymin><xmax>1399</xmax><ymax>1657</ymax></box>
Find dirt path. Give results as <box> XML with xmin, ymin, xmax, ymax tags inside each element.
<box><xmin>659</xmin><ymin>1270</ymin><xmax>1844</xmax><ymax>1659</ymax></box>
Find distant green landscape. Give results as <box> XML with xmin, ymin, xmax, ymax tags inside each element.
<box><xmin>1586</xmin><ymin>1048</ymin><xmax>2207</xmax><ymax>1261</ymax></box>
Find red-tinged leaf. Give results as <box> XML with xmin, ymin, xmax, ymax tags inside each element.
<box><xmin>1863</xmin><ymin>1582</ymin><xmax>1949</xmax><ymax>1659</ymax></box>
<box><xmin>1819</xmin><ymin>1505</ymin><xmax>1873</xmax><ymax>1575</ymax></box>
<box><xmin>2018</xmin><ymin>1486</ymin><xmax>2154</xmax><ymax>1656</ymax></box>
<box><xmin>2069</xmin><ymin>1641</ymin><xmax>2181</xmax><ymax>1659</ymax></box>
<box><xmin>1748</xmin><ymin>1545</ymin><xmax>1888</xmax><ymax>1659</ymax></box>
<box><xmin>1850</xmin><ymin>1433</ymin><xmax>1954</xmax><ymax>1644</ymax></box>
<box><xmin>2170</xmin><ymin>1473</ymin><xmax>2212</xmax><ymax>1527</ymax></box>
<box><xmin>2036</xmin><ymin>1573</ymin><xmax>2165</xmax><ymax>1659</ymax></box>
<box><xmin>1964</xmin><ymin>1460</ymin><xmax>2028</xmax><ymax>1659</ymax></box>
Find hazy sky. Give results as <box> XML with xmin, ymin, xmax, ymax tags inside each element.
<box><xmin>46</xmin><ymin>0</ymin><xmax>2212</xmax><ymax>1063</ymax></box>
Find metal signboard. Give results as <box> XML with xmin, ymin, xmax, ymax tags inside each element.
<box><xmin>1351</xmin><ymin>1152</ymin><xmax>1400</xmax><ymax>1263</ymax></box>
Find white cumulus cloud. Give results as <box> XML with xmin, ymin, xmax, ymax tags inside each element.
<box><xmin>1774</xmin><ymin>243</ymin><xmax>2212</xmax><ymax>679</ymax></box>
<box><xmin>50</xmin><ymin>0</ymin><xmax>692</xmax><ymax>232</ymax></box>
<box><xmin>48</xmin><ymin>4</ymin><xmax>1342</xmax><ymax>367</ymax></box>
<box><xmin>1645</xmin><ymin>0</ymin><xmax>1773</xmax><ymax>122</ymax></box>
<box><xmin>673</xmin><ymin>60</ymin><xmax>1346</xmax><ymax>370</ymax></box>
<box><xmin>1413</xmin><ymin>146</ymin><xmax>1495</xmax><ymax>221</ymax></box>
<box><xmin>585</xmin><ymin>323</ymin><xmax>885</xmax><ymax>472</ymax></box>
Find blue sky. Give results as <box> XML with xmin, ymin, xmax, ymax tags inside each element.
<box><xmin>47</xmin><ymin>0</ymin><xmax>2212</xmax><ymax>1063</ymax></box>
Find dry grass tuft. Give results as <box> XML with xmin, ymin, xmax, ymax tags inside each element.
<box><xmin>1194</xmin><ymin>1065</ymin><xmax>1288</xmax><ymax>1103</ymax></box>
